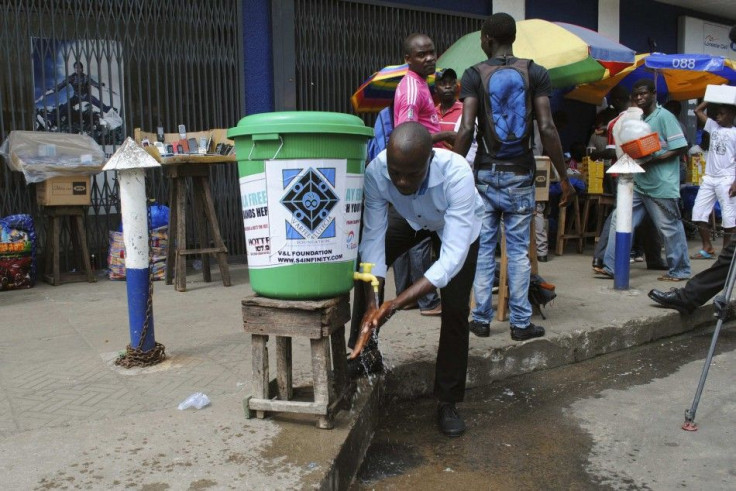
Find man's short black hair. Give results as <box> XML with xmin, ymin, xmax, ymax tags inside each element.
<box><xmin>403</xmin><ymin>33</ymin><xmax>429</xmax><ymax>56</ymax></box>
<box><xmin>632</xmin><ymin>78</ymin><xmax>655</xmax><ymax>93</ymax></box>
<box><xmin>481</xmin><ymin>12</ymin><xmax>516</xmax><ymax>45</ymax></box>
<box><xmin>73</xmin><ymin>61</ymin><xmax>83</xmax><ymax>69</ymax></box>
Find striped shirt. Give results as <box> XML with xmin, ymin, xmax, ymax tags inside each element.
<box><xmin>394</xmin><ymin>70</ymin><xmax>440</xmax><ymax>134</ymax></box>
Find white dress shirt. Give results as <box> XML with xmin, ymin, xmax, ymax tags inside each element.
<box><xmin>360</xmin><ymin>148</ymin><xmax>483</xmax><ymax>288</ymax></box>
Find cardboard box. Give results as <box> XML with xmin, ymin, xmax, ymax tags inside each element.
<box><xmin>36</xmin><ymin>175</ymin><xmax>91</xmax><ymax>206</ymax></box>
<box><xmin>535</xmin><ymin>156</ymin><xmax>551</xmax><ymax>201</ymax></box>
<box><xmin>704</xmin><ymin>84</ymin><xmax>736</xmax><ymax>105</ymax></box>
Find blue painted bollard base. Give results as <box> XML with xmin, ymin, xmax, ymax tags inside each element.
<box><xmin>126</xmin><ymin>268</ymin><xmax>156</xmax><ymax>352</ymax></box>
<box><xmin>614</xmin><ymin>232</ymin><xmax>632</xmax><ymax>290</ymax></box>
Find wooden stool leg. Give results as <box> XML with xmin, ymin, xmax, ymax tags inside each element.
<box><xmin>496</xmin><ymin>228</ymin><xmax>509</xmax><ymax>322</ymax></box>
<box><xmin>311</xmin><ymin>337</ymin><xmax>333</xmax><ymax>429</ymax></box>
<box><xmin>529</xmin><ymin>217</ymin><xmax>538</xmax><ymax>275</ymax></box>
<box><xmin>596</xmin><ymin>201</ymin><xmax>606</xmax><ymax>239</ymax></box>
<box><xmin>72</xmin><ymin>214</ymin><xmax>95</xmax><ymax>282</ymax></box>
<box><xmin>581</xmin><ymin>197</ymin><xmax>593</xmax><ymax>244</ymax></box>
<box><xmin>201</xmin><ymin>176</ymin><xmax>231</xmax><ymax>287</ymax></box>
<box><xmin>44</xmin><ymin>216</ymin><xmax>55</xmax><ymax>285</ymax></box>
<box><xmin>330</xmin><ymin>326</ymin><xmax>349</xmax><ymax>405</ymax></box>
<box><xmin>175</xmin><ymin>177</ymin><xmax>188</xmax><ymax>292</ymax></box>
<box><xmin>555</xmin><ymin>206</ymin><xmax>567</xmax><ymax>255</ymax></box>
<box><xmin>251</xmin><ymin>334</ymin><xmax>269</xmax><ymax>419</ymax></box>
<box><xmin>275</xmin><ymin>336</ymin><xmax>293</xmax><ymax>400</ymax></box>
<box><xmin>165</xmin><ymin>178</ymin><xmax>177</xmax><ymax>285</ymax></box>
<box><xmin>50</xmin><ymin>216</ymin><xmax>61</xmax><ymax>285</ymax></box>
<box><xmin>192</xmin><ymin>178</ymin><xmax>212</xmax><ymax>283</ymax></box>
<box><xmin>573</xmin><ymin>196</ymin><xmax>584</xmax><ymax>253</ymax></box>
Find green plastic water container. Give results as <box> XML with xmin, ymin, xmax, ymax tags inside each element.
<box><xmin>228</xmin><ymin>111</ymin><xmax>373</xmax><ymax>299</ymax></box>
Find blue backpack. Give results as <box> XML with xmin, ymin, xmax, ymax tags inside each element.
<box><xmin>367</xmin><ymin>105</ymin><xmax>394</xmax><ymax>161</ymax></box>
<box><xmin>474</xmin><ymin>57</ymin><xmax>533</xmax><ymax>159</ymax></box>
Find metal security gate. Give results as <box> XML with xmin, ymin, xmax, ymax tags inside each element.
<box><xmin>0</xmin><ymin>0</ymin><xmax>245</xmax><ymax>270</ymax></box>
<box><xmin>294</xmin><ymin>0</ymin><xmax>484</xmax><ymax>123</ymax></box>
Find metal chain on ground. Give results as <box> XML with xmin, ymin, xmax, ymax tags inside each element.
<box><xmin>116</xmin><ymin>199</ymin><xmax>166</xmax><ymax>368</ymax></box>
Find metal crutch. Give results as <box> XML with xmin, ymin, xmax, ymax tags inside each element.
<box><xmin>682</xmin><ymin>247</ymin><xmax>736</xmax><ymax>431</ymax></box>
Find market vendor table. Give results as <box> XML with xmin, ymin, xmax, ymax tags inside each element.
<box><xmin>163</xmin><ymin>158</ymin><xmax>232</xmax><ymax>292</ymax></box>
<box><xmin>134</xmin><ymin>129</ymin><xmax>233</xmax><ymax>292</ymax></box>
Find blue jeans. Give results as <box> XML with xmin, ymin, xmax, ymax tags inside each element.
<box><xmin>472</xmin><ymin>167</ymin><xmax>534</xmax><ymax>327</ymax></box>
<box><xmin>603</xmin><ymin>192</ymin><xmax>690</xmax><ymax>279</ymax></box>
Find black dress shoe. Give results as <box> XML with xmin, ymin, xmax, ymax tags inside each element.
<box><xmin>647</xmin><ymin>288</ymin><xmax>693</xmax><ymax>315</ymax></box>
<box><xmin>510</xmin><ymin>323</ymin><xmax>545</xmax><ymax>341</ymax></box>
<box><xmin>647</xmin><ymin>263</ymin><xmax>669</xmax><ymax>271</ymax></box>
<box><xmin>538</xmin><ymin>255</ymin><xmax>548</xmax><ymax>262</ymax></box>
<box><xmin>469</xmin><ymin>320</ymin><xmax>490</xmax><ymax>337</ymax></box>
<box><xmin>347</xmin><ymin>346</ymin><xmax>384</xmax><ymax>378</ymax></box>
<box><xmin>437</xmin><ymin>402</ymin><xmax>466</xmax><ymax>437</ymax></box>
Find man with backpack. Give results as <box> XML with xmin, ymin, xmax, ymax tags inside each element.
<box><xmin>454</xmin><ymin>12</ymin><xmax>574</xmax><ymax>340</ymax></box>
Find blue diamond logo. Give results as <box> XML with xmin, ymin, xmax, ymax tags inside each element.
<box><xmin>281</xmin><ymin>168</ymin><xmax>339</xmax><ymax>232</ymax></box>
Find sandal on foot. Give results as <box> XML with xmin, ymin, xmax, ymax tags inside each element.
<box><xmin>593</xmin><ymin>266</ymin><xmax>614</xmax><ymax>279</ymax></box>
<box><xmin>658</xmin><ymin>275</ymin><xmax>689</xmax><ymax>282</ymax></box>
<box><xmin>690</xmin><ymin>249</ymin><xmax>716</xmax><ymax>260</ymax></box>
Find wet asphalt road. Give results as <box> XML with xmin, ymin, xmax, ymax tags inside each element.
<box><xmin>353</xmin><ymin>325</ymin><xmax>736</xmax><ymax>490</ymax></box>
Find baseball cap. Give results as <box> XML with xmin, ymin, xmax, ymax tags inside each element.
<box><xmin>435</xmin><ymin>68</ymin><xmax>457</xmax><ymax>81</ymax></box>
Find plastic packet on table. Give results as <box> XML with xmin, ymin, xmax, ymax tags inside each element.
<box><xmin>0</xmin><ymin>131</ymin><xmax>106</xmax><ymax>183</ymax></box>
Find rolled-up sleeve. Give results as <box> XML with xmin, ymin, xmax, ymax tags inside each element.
<box><xmin>358</xmin><ymin>165</ymin><xmax>389</xmax><ymax>279</ymax></box>
<box><xmin>423</xmin><ymin>171</ymin><xmax>479</xmax><ymax>288</ymax></box>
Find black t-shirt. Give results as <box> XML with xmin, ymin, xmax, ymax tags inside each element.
<box><xmin>460</xmin><ymin>56</ymin><xmax>551</xmax><ymax>169</ymax></box>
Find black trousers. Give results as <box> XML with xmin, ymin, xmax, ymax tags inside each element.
<box><xmin>349</xmin><ymin>209</ymin><xmax>479</xmax><ymax>403</ymax></box>
<box><xmin>678</xmin><ymin>239</ymin><xmax>736</xmax><ymax>309</ymax></box>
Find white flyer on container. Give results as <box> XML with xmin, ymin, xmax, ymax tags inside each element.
<box><xmin>240</xmin><ymin>158</ymin><xmax>364</xmax><ymax>269</ymax></box>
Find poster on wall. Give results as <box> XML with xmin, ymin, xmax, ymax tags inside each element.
<box><xmin>32</xmin><ymin>38</ymin><xmax>124</xmax><ymax>145</ymax></box>
<box><xmin>679</xmin><ymin>16</ymin><xmax>736</xmax><ymax>58</ymax></box>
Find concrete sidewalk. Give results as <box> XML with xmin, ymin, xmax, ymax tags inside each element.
<box><xmin>0</xmin><ymin>241</ymin><xmax>724</xmax><ymax>489</ymax></box>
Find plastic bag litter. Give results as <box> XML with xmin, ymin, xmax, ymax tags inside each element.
<box><xmin>177</xmin><ymin>392</ymin><xmax>211</xmax><ymax>410</ymax></box>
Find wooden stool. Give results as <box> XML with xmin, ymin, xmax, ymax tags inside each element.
<box><xmin>581</xmin><ymin>193</ymin><xmax>615</xmax><ymax>246</ymax></box>
<box><xmin>166</xmin><ymin>164</ymin><xmax>231</xmax><ymax>292</ymax></box>
<box><xmin>241</xmin><ymin>294</ymin><xmax>352</xmax><ymax>429</ymax></box>
<box><xmin>555</xmin><ymin>194</ymin><xmax>584</xmax><ymax>255</ymax></box>
<box><xmin>43</xmin><ymin>206</ymin><xmax>95</xmax><ymax>285</ymax></box>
